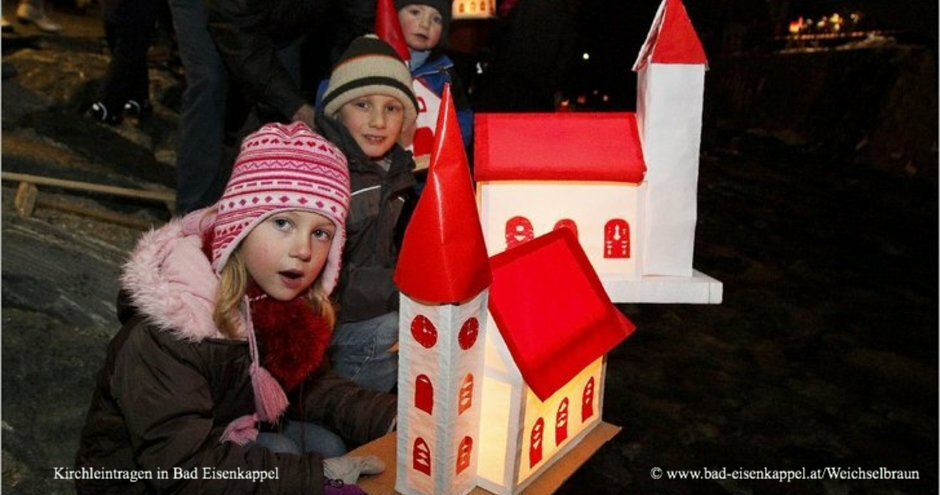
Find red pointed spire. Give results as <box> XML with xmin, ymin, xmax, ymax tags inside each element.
<box><xmin>633</xmin><ymin>0</ymin><xmax>707</xmax><ymax>71</ymax></box>
<box><xmin>375</xmin><ymin>0</ymin><xmax>411</xmax><ymax>63</ymax></box>
<box><xmin>394</xmin><ymin>85</ymin><xmax>492</xmax><ymax>303</ymax></box>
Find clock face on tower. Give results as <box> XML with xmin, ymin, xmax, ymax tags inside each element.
<box><xmin>458</xmin><ymin>317</ymin><xmax>480</xmax><ymax>350</ymax></box>
<box><xmin>411</xmin><ymin>314</ymin><xmax>438</xmax><ymax>348</ymax></box>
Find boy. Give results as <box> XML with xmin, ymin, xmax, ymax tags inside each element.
<box><xmin>395</xmin><ymin>0</ymin><xmax>473</xmax><ymax>160</ymax></box>
<box><xmin>315</xmin><ymin>35</ymin><xmax>419</xmax><ymax>393</ymax></box>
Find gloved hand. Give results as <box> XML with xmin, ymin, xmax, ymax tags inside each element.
<box><xmin>323</xmin><ymin>454</ymin><xmax>385</xmax><ymax>485</ymax></box>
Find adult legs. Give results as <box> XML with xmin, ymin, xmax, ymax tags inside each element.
<box><xmin>93</xmin><ymin>19</ymin><xmax>155</xmax><ymax>120</ymax></box>
<box><xmin>169</xmin><ymin>0</ymin><xmax>229</xmax><ymax>213</ymax></box>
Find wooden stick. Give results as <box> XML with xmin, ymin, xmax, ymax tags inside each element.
<box><xmin>36</xmin><ymin>196</ymin><xmax>160</xmax><ymax>230</ymax></box>
<box><xmin>14</xmin><ymin>182</ymin><xmax>38</xmax><ymax>217</ymax></box>
<box><xmin>1</xmin><ymin>172</ymin><xmax>175</xmax><ymax>203</ymax></box>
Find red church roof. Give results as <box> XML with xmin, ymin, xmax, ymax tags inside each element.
<box><xmin>632</xmin><ymin>0</ymin><xmax>708</xmax><ymax>71</ymax></box>
<box><xmin>474</xmin><ymin>113</ymin><xmax>646</xmax><ymax>183</ymax></box>
<box><xmin>394</xmin><ymin>85</ymin><xmax>492</xmax><ymax>303</ymax></box>
<box><xmin>487</xmin><ymin>228</ymin><xmax>635</xmax><ymax>401</ymax></box>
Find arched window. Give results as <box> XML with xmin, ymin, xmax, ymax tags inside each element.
<box><xmin>529</xmin><ymin>418</ymin><xmax>545</xmax><ymax>468</ymax></box>
<box><xmin>505</xmin><ymin>216</ymin><xmax>534</xmax><ymax>249</ymax></box>
<box><xmin>458</xmin><ymin>373</ymin><xmax>473</xmax><ymax>414</ymax></box>
<box><xmin>582</xmin><ymin>377</ymin><xmax>596</xmax><ymax>421</ymax></box>
<box><xmin>415</xmin><ymin>374</ymin><xmax>433</xmax><ymax>414</ymax></box>
<box><xmin>603</xmin><ymin>219</ymin><xmax>630</xmax><ymax>258</ymax></box>
<box><xmin>456</xmin><ymin>436</ymin><xmax>473</xmax><ymax>474</ymax></box>
<box><xmin>413</xmin><ymin>437</ymin><xmax>431</xmax><ymax>475</ymax></box>
<box><xmin>556</xmin><ymin>398</ymin><xmax>569</xmax><ymax>445</ymax></box>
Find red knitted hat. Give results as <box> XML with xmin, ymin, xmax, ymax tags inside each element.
<box><xmin>211</xmin><ymin>122</ymin><xmax>351</xmax><ymax>295</ymax></box>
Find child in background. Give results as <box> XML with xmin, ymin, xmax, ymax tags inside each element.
<box><xmin>396</xmin><ymin>0</ymin><xmax>473</xmax><ymax>155</ymax></box>
<box><xmin>315</xmin><ymin>35</ymin><xmax>419</xmax><ymax>394</ymax></box>
<box><xmin>76</xmin><ymin>122</ymin><xmax>391</xmax><ymax>495</ymax></box>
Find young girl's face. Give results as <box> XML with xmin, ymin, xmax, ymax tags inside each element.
<box><xmin>338</xmin><ymin>94</ymin><xmax>405</xmax><ymax>159</ymax></box>
<box><xmin>240</xmin><ymin>210</ymin><xmax>336</xmax><ymax>301</ymax></box>
<box><xmin>398</xmin><ymin>4</ymin><xmax>443</xmax><ymax>51</ymax></box>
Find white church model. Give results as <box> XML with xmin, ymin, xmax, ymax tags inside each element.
<box><xmin>475</xmin><ymin>0</ymin><xmax>722</xmax><ymax>304</ymax></box>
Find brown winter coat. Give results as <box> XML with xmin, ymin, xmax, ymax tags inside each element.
<box><xmin>74</xmin><ymin>216</ymin><xmax>396</xmax><ymax>495</ymax></box>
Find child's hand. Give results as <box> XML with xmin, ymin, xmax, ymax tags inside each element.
<box><xmin>323</xmin><ymin>454</ymin><xmax>386</xmax><ymax>484</ymax></box>
<box><xmin>292</xmin><ymin>103</ymin><xmax>317</xmax><ymax>129</ymax></box>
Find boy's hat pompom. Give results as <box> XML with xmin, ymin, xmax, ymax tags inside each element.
<box><xmin>395</xmin><ymin>0</ymin><xmax>452</xmax><ymax>27</ymax></box>
<box><xmin>211</xmin><ymin>122</ymin><xmax>351</xmax><ymax>295</ymax></box>
<box><xmin>321</xmin><ymin>35</ymin><xmax>418</xmax><ymax>124</ymax></box>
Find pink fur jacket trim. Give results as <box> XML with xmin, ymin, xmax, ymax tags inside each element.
<box><xmin>120</xmin><ymin>211</ymin><xmax>234</xmax><ymax>342</ymax></box>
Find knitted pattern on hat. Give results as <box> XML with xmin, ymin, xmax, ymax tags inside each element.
<box><xmin>322</xmin><ymin>35</ymin><xmax>418</xmax><ymax>124</ymax></box>
<box><xmin>211</xmin><ymin>122</ymin><xmax>351</xmax><ymax>296</ymax></box>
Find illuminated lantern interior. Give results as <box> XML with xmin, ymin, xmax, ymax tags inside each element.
<box><xmin>452</xmin><ymin>0</ymin><xmax>496</xmax><ymax>19</ymax></box>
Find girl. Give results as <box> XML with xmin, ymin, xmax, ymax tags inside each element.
<box><xmin>75</xmin><ymin>122</ymin><xmax>392</xmax><ymax>494</ymax></box>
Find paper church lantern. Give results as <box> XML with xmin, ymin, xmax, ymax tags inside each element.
<box><xmin>453</xmin><ymin>0</ymin><xmax>496</xmax><ymax>19</ymax></box>
<box><xmin>475</xmin><ymin>228</ymin><xmax>635</xmax><ymax>495</ymax></box>
<box><xmin>475</xmin><ymin>0</ymin><xmax>722</xmax><ymax>304</ymax></box>
<box><xmin>394</xmin><ymin>85</ymin><xmax>493</xmax><ymax>495</ymax></box>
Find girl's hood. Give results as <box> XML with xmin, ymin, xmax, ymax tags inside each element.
<box><xmin>120</xmin><ymin>211</ymin><xmax>231</xmax><ymax>342</ymax></box>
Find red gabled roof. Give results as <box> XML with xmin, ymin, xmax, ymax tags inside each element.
<box><xmin>474</xmin><ymin>113</ymin><xmax>646</xmax><ymax>183</ymax></box>
<box><xmin>632</xmin><ymin>0</ymin><xmax>708</xmax><ymax>71</ymax></box>
<box><xmin>487</xmin><ymin>229</ymin><xmax>635</xmax><ymax>401</ymax></box>
<box><xmin>394</xmin><ymin>85</ymin><xmax>492</xmax><ymax>302</ymax></box>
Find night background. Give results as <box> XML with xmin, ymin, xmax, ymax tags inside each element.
<box><xmin>1</xmin><ymin>0</ymin><xmax>937</xmax><ymax>494</ymax></box>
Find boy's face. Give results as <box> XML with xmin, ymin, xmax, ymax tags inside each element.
<box><xmin>338</xmin><ymin>94</ymin><xmax>405</xmax><ymax>159</ymax></box>
<box><xmin>398</xmin><ymin>4</ymin><xmax>443</xmax><ymax>51</ymax></box>
<box><xmin>240</xmin><ymin>210</ymin><xmax>335</xmax><ymax>301</ymax></box>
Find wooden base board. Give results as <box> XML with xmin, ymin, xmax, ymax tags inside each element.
<box><xmin>350</xmin><ymin>421</ymin><xmax>621</xmax><ymax>495</ymax></box>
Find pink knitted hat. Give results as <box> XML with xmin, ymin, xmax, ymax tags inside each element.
<box><xmin>211</xmin><ymin>122</ymin><xmax>351</xmax><ymax>295</ymax></box>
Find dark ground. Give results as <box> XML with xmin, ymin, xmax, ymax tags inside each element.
<box><xmin>1</xmin><ymin>4</ymin><xmax>937</xmax><ymax>495</ymax></box>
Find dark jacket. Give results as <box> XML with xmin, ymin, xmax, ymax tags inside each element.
<box><xmin>74</xmin><ymin>216</ymin><xmax>396</xmax><ymax>495</ymax></box>
<box><xmin>205</xmin><ymin>0</ymin><xmax>374</xmax><ymax>121</ymax></box>
<box><xmin>315</xmin><ymin>110</ymin><xmax>418</xmax><ymax>323</ymax></box>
